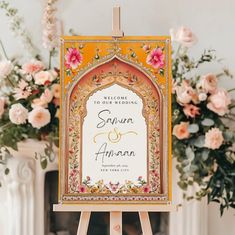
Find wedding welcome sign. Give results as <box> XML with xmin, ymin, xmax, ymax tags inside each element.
<box><xmin>59</xmin><ymin>36</ymin><xmax>172</xmax><ymax>204</ymax></box>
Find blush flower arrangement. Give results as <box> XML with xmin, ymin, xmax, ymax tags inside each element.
<box><xmin>171</xmin><ymin>26</ymin><xmax>235</xmax><ymax>215</ymax></box>
<box><xmin>0</xmin><ymin>0</ymin><xmax>60</xmax><ymax>171</ymax></box>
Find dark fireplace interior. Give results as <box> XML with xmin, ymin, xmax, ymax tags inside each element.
<box><xmin>45</xmin><ymin>171</ymin><xmax>169</xmax><ymax>235</ymax></box>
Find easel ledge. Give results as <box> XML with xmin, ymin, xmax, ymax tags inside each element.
<box><xmin>53</xmin><ymin>203</ymin><xmax>177</xmax><ymax>212</ymax></box>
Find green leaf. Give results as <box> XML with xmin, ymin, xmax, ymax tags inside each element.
<box><xmin>4</xmin><ymin>168</ymin><xmax>9</xmax><ymax>175</ymax></box>
<box><xmin>188</xmin><ymin>124</ymin><xmax>199</xmax><ymax>133</ymax></box>
<box><xmin>202</xmin><ymin>149</ymin><xmax>210</xmax><ymax>161</ymax></box>
<box><xmin>193</xmin><ymin>135</ymin><xmax>205</xmax><ymax>148</ymax></box>
<box><xmin>201</xmin><ymin>118</ymin><xmax>215</xmax><ymax>127</ymax></box>
<box><xmin>223</xmin><ymin>131</ymin><xmax>234</xmax><ymax>141</ymax></box>
<box><xmin>185</xmin><ymin>147</ymin><xmax>195</xmax><ymax>161</ymax></box>
<box><xmin>40</xmin><ymin>158</ymin><xmax>47</xmax><ymax>170</ymax></box>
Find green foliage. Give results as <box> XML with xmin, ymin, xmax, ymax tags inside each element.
<box><xmin>172</xmin><ymin>45</ymin><xmax>235</xmax><ymax>215</ymax></box>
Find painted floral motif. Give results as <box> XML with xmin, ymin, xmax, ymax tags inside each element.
<box><xmin>67</xmin><ymin>59</ymin><xmax>162</xmax><ymax>195</ymax></box>
<box><xmin>146</xmin><ymin>47</ymin><xmax>165</xmax><ymax>74</ymax></box>
<box><xmin>65</xmin><ymin>47</ymin><xmax>83</xmax><ymax>73</ymax></box>
<box><xmin>78</xmin><ymin>176</ymin><xmax>150</xmax><ymax>194</ymax></box>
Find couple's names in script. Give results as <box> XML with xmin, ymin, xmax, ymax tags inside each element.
<box><xmin>94</xmin><ymin>95</ymin><xmax>137</xmax><ymax>163</ymax></box>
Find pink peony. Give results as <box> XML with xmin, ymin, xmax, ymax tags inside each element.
<box><xmin>22</xmin><ymin>60</ymin><xmax>44</xmax><ymax>74</ymax></box>
<box><xmin>183</xmin><ymin>104</ymin><xmax>200</xmax><ymax>118</ymax></box>
<box><xmin>207</xmin><ymin>89</ymin><xmax>231</xmax><ymax>116</ymax></box>
<box><xmin>9</xmin><ymin>103</ymin><xmax>28</xmax><ymax>125</ymax></box>
<box><xmin>146</xmin><ymin>48</ymin><xmax>165</xmax><ymax>69</ymax></box>
<box><xmin>173</xmin><ymin>122</ymin><xmax>190</xmax><ymax>140</ymax></box>
<box><xmin>34</xmin><ymin>71</ymin><xmax>56</xmax><ymax>85</ymax></box>
<box><xmin>0</xmin><ymin>97</ymin><xmax>5</xmax><ymax>118</ymax></box>
<box><xmin>170</xmin><ymin>26</ymin><xmax>197</xmax><ymax>47</ymax></box>
<box><xmin>28</xmin><ymin>107</ymin><xmax>51</xmax><ymax>129</ymax></box>
<box><xmin>65</xmin><ymin>48</ymin><xmax>83</xmax><ymax>69</ymax></box>
<box><xmin>198</xmin><ymin>74</ymin><xmax>218</xmax><ymax>94</ymax></box>
<box><xmin>205</xmin><ymin>128</ymin><xmax>224</xmax><ymax>150</ymax></box>
<box><xmin>13</xmin><ymin>80</ymin><xmax>32</xmax><ymax>100</ymax></box>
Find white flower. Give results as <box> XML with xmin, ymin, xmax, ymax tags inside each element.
<box><xmin>198</xmin><ymin>93</ymin><xmax>207</xmax><ymax>101</ymax></box>
<box><xmin>34</xmin><ymin>71</ymin><xmax>55</xmax><ymax>85</ymax></box>
<box><xmin>28</xmin><ymin>107</ymin><xmax>51</xmax><ymax>129</ymax></box>
<box><xmin>0</xmin><ymin>60</ymin><xmax>13</xmax><ymax>79</ymax></box>
<box><xmin>170</xmin><ymin>26</ymin><xmax>197</xmax><ymax>47</ymax></box>
<box><xmin>9</xmin><ymin>103</ymin><xmax>28</xmax><ymax>125</ymax></box>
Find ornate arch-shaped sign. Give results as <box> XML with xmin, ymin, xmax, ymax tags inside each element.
<box><xmin>59</xmin><ymin>36</ymin><xmax>171</xmax><ymax>203</ymax></box>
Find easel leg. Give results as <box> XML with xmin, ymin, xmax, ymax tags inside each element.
<box><xmin>77</xmin><ymin>211</ymin><xmax>91</xmax><ymax>235</ymax></box>
<box><xmin>110</xmin><ymin>211</ymin><xmax>122</xmax><ymax>235</ymax></box>
<box><xmin>139</xmin><ymin>212</ymin><xmax>153</xmax><ymax>235</ymax></box>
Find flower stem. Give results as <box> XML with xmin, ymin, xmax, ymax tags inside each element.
<box><xmin>0</xmin><ymin>39</ymin><xmax>9</xmax><ymax>60</ymax></box>
<box><xmin>229</xmin><ymin>104</ymin><xmax>235</xmax><ymax>110</ymax></box>
<box><xmin>48</xmin><ymin>50</ymin><xmax>52</xmax><ymax>69</ymax></box>
<box><xmin>228</xmin><ymin>88</ymin><xmax>235</xmax><ymax>93</ymax></box>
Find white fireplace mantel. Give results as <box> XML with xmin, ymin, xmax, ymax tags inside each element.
<box><xmin>0</xmin><ymin>140</ymin><xmax>58</xmax><ymax>235</ymax></box>
<box><xmin>0</xmin><ymin>140</ymin><xmax>208</xmax><ymax>235</ymax></box>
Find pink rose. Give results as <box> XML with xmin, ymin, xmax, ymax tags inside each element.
<box><xmin>205</xmin><ymin>128</ymin><xmax>224</xmax><ymax>150</ymax></box>
<box><xmin>176</xmin><ymin>81</ymin><xmax>197</xmax><ymax>105</ymax></box>
<box><xmin>198</xmin><ymin>74</ymin><xmax>218</xmax><ymax>94</ymax></box>
<box><xmin>173</xmin><ymin>122</ymin><xmax>190</xmax><ymax>139</ymax></box>
<box><xmin>146</xmin><ymin>48</ymin><xmax>165</xmax><ymax>69</ymax></box>
<box><xmin>207</xmin><ymin>89</ymin><xmax>231</xmax><ymax>116</ymax></box>
<box><xmin>65</xmin><ymin>48</ymin><xmax>83</xmax><ymax>69</ymax></box>
<box><xmin>78</xmin><ymin>185</ymin><xmax>86</xmax><ymax>193</ymax></box>
<box><xmin>40</xmin><ymin>88</ymin><xmax>53</xmax><ymax>103</ymax></box>
<box><xmin>0</xmin><ymin>97</ymin><xmax>5</xmax><ymax>118</ymax></box>
<box><xmin>183</xmin><ymin>104</ymin><xmax>200</xmax><ymax>118</ymax></box>
<box><xmin>170</xmin><ymin>26</ymin><xmax>197</xmax><ymax>47</ymax></box>
<box><xmin>53</xmin><ymin>98</ymin><xmax>60</xmax><ymax>107</ymax></box>
<box><xmin>9</xmin><ymin>103</ymin><xmax>28</xmax><ymax>125</ymax></box>
<box><xmin>34</xmin><ymin>71</ymin><xmax>55</xmax><ymax>85</ymax></box>
<box><xmin>31</xmin><ymin>98</ymin><xmax>47</xmax><ymax>108</ymax></box>
<box><xmin>28</xmin><ymin>107</ymin><xmax>51</xmax><ymax>129</ymax></box>
<box><xmin>143</xmin><ymin>185</ymin><xmax>150</xmax><ymax>193</ymax></box>
<box><xmin>22</xmin><ymin>60</ymin><xmax>44</xmax><ymax>74</ymax></box>
<box><xmin>51</xmin><ymin>83</ymin><xmax>60</xmax><ymax>98</ymax></box>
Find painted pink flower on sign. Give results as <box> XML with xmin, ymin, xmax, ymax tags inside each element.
<box><xmin>65</xmin><ymin>48</ymin><xmax>83</xmax><ymax>69</ymax></box>
<box><xmin>146</xmin><ymin>48</ymin><xmax>165</xmax><ymax>70</ymax></box>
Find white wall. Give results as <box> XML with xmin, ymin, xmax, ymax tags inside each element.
<box><xmin>0</xmin><ymin>0</ymin><xmax>235</xmax><ymax>235</ymax></box>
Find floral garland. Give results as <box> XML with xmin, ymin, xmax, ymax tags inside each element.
<box><xmin>171</xmin><ymin>26</ymin><xmax>235</xmax><ymax>215</ymax></box>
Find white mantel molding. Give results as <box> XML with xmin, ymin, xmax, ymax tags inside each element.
<box><xmin>1</xmin><ymin>140</ymin><xmax>58</xmax><ymax>235</ymax></box>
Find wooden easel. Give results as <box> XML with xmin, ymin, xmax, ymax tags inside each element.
<box><xmin>54</xmin><ymin>6</ymin><xmax>176</xmax><ymax>234</ymax></box>
<box><xmin>53</xmin><ymin>204</ymin><xmax>176</xmax><ymax>235</ymax></box>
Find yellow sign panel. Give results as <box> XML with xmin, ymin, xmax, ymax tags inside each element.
<box><xmin>59</xmin><ymin>36</ymin><xmax>172</xmax><ymax>204</ymax></box>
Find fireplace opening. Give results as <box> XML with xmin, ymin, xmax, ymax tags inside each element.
<box><xmin>45</xmin><ymin>171</ymin><xmax>169</xmax><ymax>235</ymax></box>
